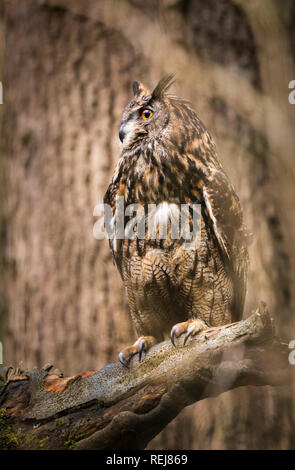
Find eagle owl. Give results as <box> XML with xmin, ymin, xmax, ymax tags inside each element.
<box><xmin>104</xmin><ymin>75</ymin><xmax>249</xmax><ymax>367</ymax></box>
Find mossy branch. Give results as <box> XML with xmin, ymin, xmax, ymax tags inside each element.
<box><xmin>0</xmin><ymin>303</ymin><xmax>292</xmax><ymax>450</ymax></box>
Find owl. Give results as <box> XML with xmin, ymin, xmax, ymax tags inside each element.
<box><xmin>104</xmin><ymin>75</ymin><xmax>249</xmax><ymax>367</ymax></box>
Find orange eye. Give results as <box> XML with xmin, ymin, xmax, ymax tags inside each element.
<box><xmin>141</xmin><ymin>108</ymin><xmax>153</xmax><ymax>120</ymax></box>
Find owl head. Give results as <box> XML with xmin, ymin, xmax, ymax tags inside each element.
<box><xmin>119</xmin><ymin>75</ymin><xmax>176</xmax><ymax>148</ymax></box>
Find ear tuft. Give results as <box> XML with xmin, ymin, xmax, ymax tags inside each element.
<box><xmin>132</xmin><ymin>81</ymin><xmax>149</xmax><ymax>98</ymax></box>
<box><xmin>152</xmin><ymin>74</ymin><xmax>176</xmax><ymax>100</ymax></box>
<box><xmin>132</xmin><ymin>81</ymin><xmax>140</xmax><ymax>96</ymax></box>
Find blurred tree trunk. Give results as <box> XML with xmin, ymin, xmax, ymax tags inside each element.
<box><xmin>2</xmin><ymin>0</ymin><xmax>295</xmax><ymax>449</ymax></box>
<box><xmin>0</xmin><ymin>1</ymin><xmax>4</xmax><ymax>345</ymax></box>
<box><xmin>3</xmin><ymin>0</ymin><xmax>141</xmax><ymax>374</ymax></box>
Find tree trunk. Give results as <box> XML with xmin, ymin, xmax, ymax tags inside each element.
<box><xmin>3</xmin><ymin>0</ymin><xmax>143</xmax><ymax>373</ymax></box>
<box><xmin>2</xmin><ymin>0</ymin><xmax>295</xmax><ymax>449</ymax></box>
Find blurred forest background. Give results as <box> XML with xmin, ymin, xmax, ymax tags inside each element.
<box><xmin>1</xmin><ymin>0</ymin><xmax>295</xmax><ymax>449</ymax></box>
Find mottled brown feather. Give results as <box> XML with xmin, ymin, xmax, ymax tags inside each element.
<box><xmin>104</xmin><ymin>77</ymin><xmax>248</xmax><ymax>339</ymax></box>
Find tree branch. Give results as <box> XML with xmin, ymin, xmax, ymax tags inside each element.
<box><xmin>0</xmin><ymin>303</ymin><xmax>292</xmax><ymax>450</ymax></box>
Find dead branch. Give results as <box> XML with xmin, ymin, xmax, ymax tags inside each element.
<box><xmin>0</xmin><ymin>303</ymin><xmax>292</xmax><ymax>450</ymax></box>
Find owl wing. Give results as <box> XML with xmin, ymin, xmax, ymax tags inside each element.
<box><xmin>230</xmin><ymin>242</ymin><xmax>249</xmax><ymax>321</ymax></box>
<box><xmin>200</xmin><ymin>166</ymin><xmax>249</xmax><ymax>321</ymax></box>
<box><xmin>103</xmin><ymin>179</ymin><xmax>125</xmax><ymax>277</ymax></box>
<box><xmin>202</xmin><ymin>168</ymin><xmax>243</xmax><ymax>259</ymax></box>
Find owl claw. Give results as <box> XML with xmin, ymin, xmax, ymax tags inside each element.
<box><xmin>118</xmin><ymin>352</ymin><xmax>129</xmax><ymax>369</ymax></box>
<box><xmin>170</xmin><ymin>325</ymin><xmax>178</xmax><ymax>347</ymax></box>
<box><xmin>170</xmin><ymin>319</ymin><xmax>208</xmax><ymax>347</ymax></box>
<box><xmin>118</xmin><ymin>336</ymin><xmax>157</xmax><ymax>368</ymax></box>
<box><xmin>183</xmin><ymin>324</ymin><xmax>196</xmax><ymax>346</ymax></box>
<box><xmin>138</xmin><ymin>339</ymin><xmax>145</xmax><ymax>362</ymax></box>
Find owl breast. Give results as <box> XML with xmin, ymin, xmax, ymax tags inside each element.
<box><xmin>120</xmin><ymin>214</ymin><xmax>234</xmax><ymax>340</ymax></box>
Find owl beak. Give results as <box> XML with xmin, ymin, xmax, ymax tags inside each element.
<box><xmin>119</xmin><ymin>122</ymin><xmax>125</xmax><ymax>143</ymax></box>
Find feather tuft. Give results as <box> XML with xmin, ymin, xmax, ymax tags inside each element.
<box><xmin>152</xmin><ymin>74</ymin><xmax>176</xmax><ymax>100</ymax></box>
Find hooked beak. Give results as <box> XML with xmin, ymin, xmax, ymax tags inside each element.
<box><xmin>119</xmin><ymin>122</ymin><xmax>125</xmax><ymax>143</ymax></box>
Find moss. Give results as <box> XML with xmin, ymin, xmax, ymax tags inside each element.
<box><xmin>5</xmin><ymin>428</ymin><xmax>18</xmax><ymax>447</ymax></box>
<box><xmin>17</xmin><ymin>432</ymin><xmax>50</xmax><ymax>450</ymax></box>
<box><xmin>0</xmin><ymin>410</ymin><xmax>33</xmax><ymax>449</ymax></box>
<box><xmin>0</xmin><ymin>425</ymin><xmax>19</xmax><ymax>449</ymax></box>
<box><xmin>55</xmin><ymin>417</ymin><xmax>63</xmax><ymax>427</ymax></box>
<box><xmin>64</xmin><ymin>434</ymin><xmax>84</xmax><ymax>450</ymax></box>
<box><xmin>0</xmin><ymin>408</ymin><xmax>7</xmax><ymax>426</ymax></box>
<box><xmin>23</xmin><ymin>433</ymin><xmax>38</xmax><ymax>447</ymax></box>
<box><xmin>0</xmin><ymin>411</ymin><xmax>53</xmax><ymax>450</ymax></box>
<box><xmin>0</xmin><ymin>409</ymin><xmax>18</xmax><ymax>449</ymax></box>
<box><xmin>64</xmin><ymin>439</ymin><xmax>77</xmax><ymax>450</ymax></box>
<box><xmin>39</xmin><ymin>436</ymin><xmax>49</xmax><ymax>449</ymax></box>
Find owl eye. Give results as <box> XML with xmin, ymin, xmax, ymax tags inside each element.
<box><xmin>141</xmin><ymin>108</ymin><xmax>153</xmax><ymax>120</ymax></box>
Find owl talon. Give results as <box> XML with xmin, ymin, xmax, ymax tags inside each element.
<box><xmin>183</xmin><ymin>324</ymin><xmax>197</xmax><ymax>346</ymax></box>
<box><xmin>170</xmin><ymin>325</ymin><xmax>178</xmax><ymax>347</ymax></box>
<box><xmin>170</xmin><ymin>319</ymin><xmax>208</xmax><ymax>347</ymax></box>
<box><xmin>118</xmin><ymin>336</ymin><xmax>157</xmax><ymax>368</ymax></box>
<box><xmin>118</xmin><ymin>352</ymin><xmax>129</xmax><ymax>369</ymax></box>
<box><xmin>138</xmin><ymin>339</ymin><xmax>145</xmax><ymax>362</ymax></box>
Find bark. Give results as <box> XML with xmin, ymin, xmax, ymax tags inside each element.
<box><xmin>0</xmin><ymin>304</ymin><xmax>292</xmax><ymax>450</ymax></box>
<box><xmin>3</xmin><ymin>0</ymin><xmax>141</xmax><ymax>373</ymax></box>
<box><xmin>1</xmin><ymin>0</ymin><xmax>295</xmax><ymax>450</ymax></box>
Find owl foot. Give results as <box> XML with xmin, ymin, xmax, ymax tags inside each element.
<box><xmin>170</xmin><ymin>318</ymin><xmax>208</xmax><ymax>347</ymax></box>
<box><xmin>118</xmin><ymin>336</ymin><xmax>157</xmax><ymax>368</ymax></box>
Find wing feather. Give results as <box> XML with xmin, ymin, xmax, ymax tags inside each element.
<box><xmin>200</xmin><ymin>168</ymin><xmax>249</xmax><ymax>320</ymax></box>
